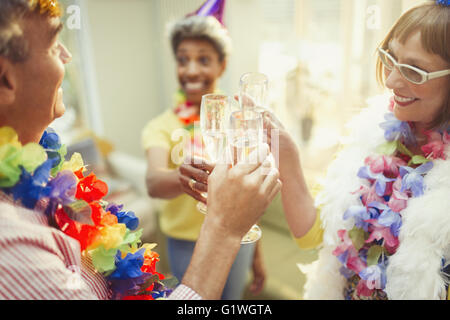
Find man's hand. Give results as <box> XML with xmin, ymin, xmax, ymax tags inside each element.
<box><xmin>178</xmin><ymin>157</ymin><xmax>214</xmax><ymax>204</ymax></box>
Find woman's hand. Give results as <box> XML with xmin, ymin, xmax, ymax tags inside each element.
<box><xmin>262</xmin><ymin>111</ymin><xmax>300</xmax><ymax>180</ymax></box>
<box><xmin>178</xmin><ymin>157</ymin><xmax>214</xmax><ymax>204</ymax></box>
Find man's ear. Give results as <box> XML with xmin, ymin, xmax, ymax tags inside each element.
<box><xmin>0</xmin><ymin>57</ymin><xmax>16</xmax><ymax>105</ymax></box>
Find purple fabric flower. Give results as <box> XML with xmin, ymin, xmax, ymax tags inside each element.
<box><xmin>379</xmin><ymin>113</ymin><xmax>416</xmax><ymax>146</ymax></box>
<box><xmin>106</xmin><ymin>203</ymin><xmax>124</xmax><ymax>216</ymax></box>
<box><xmin>369</xmin><ymin>201</ymin><xmax>402</xmax><ymax>237</ymax></box>
<box><xmin>48</xmin><ymin>170</ymin><xmax>77</xmax><ymax>205</ymax></box>
<box><xmin>359</xmin><ymin>264</ymin><xmax>386</xmax><ymax>290</ymax></box>
<box><xmin>399</xmin><ymin>161</ymin><xmax>433</xmax><ymax>197</ymax></box>
<box><xmin>10</xmin><ymin>160</ymin><xmax>53</xmax><ymax>209</ymax></box>
<box><xmin>343</xmin><ymin>205</ymin><xmax>372</xmax><ymax>231</ymax></box>
<box><xmin>357</xmin><ymin>166</ymin><xmax>396</xmax><ymax>196</ymax></box>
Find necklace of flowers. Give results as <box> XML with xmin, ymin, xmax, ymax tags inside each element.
<box><xmin>174</xmin><ymin>89</ymin><xmax>200</xmax><ymax>131</ymax></box>
<box><xmin>333</xmin><ymin>98</ymin><xmax>450</xmax><ymax>299</ymax></box>
<box><xmin>0</xmin><ymin>126</ymin><xmax>176</xmax><ymax>300</ymax></box>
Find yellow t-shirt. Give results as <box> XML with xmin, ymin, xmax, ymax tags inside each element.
<box><xmin>294</xmin><ymin>210</ymin><xmax>324</xmax><ymax>250</ymax></box>
<box><xmin>141</xmin><ymin>109</ymin><xmax>205</xmax><ymax>241</ymax></box>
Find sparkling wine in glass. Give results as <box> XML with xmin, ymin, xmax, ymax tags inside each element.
<box><xmin>228</xmin><ymin>109</ymin><xmax>264</xmax><ymax>244</ymax></box>
<box><xmin>197</xmin><ymin>94</ymin><xmax>231</xmax><ymax>214</ymax></box>
<box><xmin>239</xmin><ymin>72</ymin><xmax>269</xmax><ymax>113</ymax></box>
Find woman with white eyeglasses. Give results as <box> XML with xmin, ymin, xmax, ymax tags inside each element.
<box><xmin>261</xmin><ymin>0</ymin><xmax>450</xmax><ymax>299</ymax></box>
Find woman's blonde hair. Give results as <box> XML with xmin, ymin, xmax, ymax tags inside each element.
<box><xmin>376</xmin><ymin>1</ymin><xmax>450</xmax><ymax>130</ymax></box>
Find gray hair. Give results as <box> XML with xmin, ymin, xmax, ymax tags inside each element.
<box><xmin>0</xmin><ymin>0</ymin><xmax>33</xmax><ymax>62</ymax></box>
<box><xmin>169</xmin><ymin>15</ymin><xmax>232</xmax><ymax>62</ymax></box>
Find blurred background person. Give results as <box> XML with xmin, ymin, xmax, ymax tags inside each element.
<box><xmin>141</xmin><ymin>0</ymin><xmax>265</xmax><ymax>300</ymax></box>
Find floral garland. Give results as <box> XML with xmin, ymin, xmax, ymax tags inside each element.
<box><xmin>0</xmin><ymin>127</ymin><xmax>175</xmax><ymax>300</ymax></box>
<box><xmin>174</xmin><ymin>89</ymin><xmax>200</xmax><ymax>130</ymax></box>
<box><xmin>333</xmin><ymin>98</ymin><xmax>450</xmax><ymax>300</ymax></box>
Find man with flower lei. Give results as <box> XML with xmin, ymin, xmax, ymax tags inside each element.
<box><xmin>0</xmin><ymin>0</ymin><xmax>281</xmax><ymax>300</ymax></box>
<box><xmin>260</xmin><ymin>0</ymin><xmax>450</xmax><ymax>300</ymax></box>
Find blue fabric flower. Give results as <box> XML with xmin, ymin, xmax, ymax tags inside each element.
<box><xmin>357</xmin><ymin>166</ymin><xmax>396</xmax><ymax>196</ymax></box>
<box><xmin>114</xmin><ymin>211</ymin><xmax>139</xmax><ymax>231</ymax></box>
<box><xmin>436</xmin><ymin>0</ymin><xmax>450</xmax><ymax>7</ymax></box>
<box><xmin>379</xmin><ymin>113</ymin><xmax>416</xmax><ymax>146</ymax></box>
<box><xmin>106</xmin><ymin>203</ymin><xmax>139</xmax><ymax>230</ymax></box>
<box><xmin>10</xmin><ymin>160</ymin><xmax>53</xmax><ymax>209</ymax></box>
<box><xmin>369</xmin><ymin>201</ymin><xmax>402</xmax><ymax>237</ymax></box>
<box><xmin>39</xmin><ymin>128</ymin><xmax>61</xmax><ymax>150</ymax></box>
<box><xmin>108</xmin><ymin>248</ymin><xmax>145</xmax><ymax>280</ymax></box>
<box><xmin>343</xmin><ymin>205</ymin><xmax>371</xmax><ymax>231</ymax></box>
<box><xmin>399</xmin><ymin>162</ymin><xmax>433</xmax><ymax>197</ymax></box>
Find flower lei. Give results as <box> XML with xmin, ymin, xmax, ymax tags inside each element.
<box><xmin>0</xmin><ymin>127</ymin><xmax>175</xmax><ymax>300</ymax></box>
<box><xmin>333</xmin><ymin>98</ymin><xmax>450</xmax><ymax>300</ymax></box>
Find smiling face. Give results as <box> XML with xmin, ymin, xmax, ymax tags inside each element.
<box><xmin>0</xmin><ymin>12</ymin><xmax>72</xmax><ymax>143</ymax></box>
<box><xmin>384</xmin><ymin>31</ymin><xmax>450</xmax><ymax>131</ymax></box>
<box><xmin>175</xmin><ymin>38</ymin><xmax>226</xmax><ymax>107</ymax></box>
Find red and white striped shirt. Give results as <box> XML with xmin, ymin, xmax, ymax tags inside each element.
<box><xmin>0</xmin><ymin>194</ymin><xmax>201</xmax><ymax>300</ymax></box>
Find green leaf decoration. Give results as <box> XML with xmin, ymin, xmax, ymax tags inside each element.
<box><xmin>0</xmin><ymin>145</ymin><xmax>22</xmax><ymax>187</ymax></box>
<box><xmin>20</xmin><ymin>143</ymin><xmax>47</xmax><ymax>173</ymax></box>
<box><xmin>396</xmin><ymin>141</ymin><xmax>414</xmax><ymax>157</ymax></box>
<box><xmin>90</xmin><ymin>245</ymin><xmax>117</xmax><ymax>273</ymax></box>
<box><xmin>50</xmin><ymin>144</ymin><xmax>67</xmax><ymax>176</ymax></box>
<box><xmin>408</xmin><ymin>155</ymin><xmax>430</xmax><ymax>166</ymax></box>
<box><xmin>366</xmin><ymin>245</ymin><xmax>383</xmax><ymax>266</ymax></box>
<box><xmin>119</xmin><ymin>229</ymin><xmax>143</xmax><ymax>250</ymax></box>
<box><xmin>348</xmin><ymin>227</ymin><xmax>367</xmax><ymax>251</ymax></box>
<box><xmin>160</xmin><ymin>276</ymin><xmax>179</xmax><ymax>289</ymax></box>
<box><xmin>376</xmin><ymin>141</ymin><xmax>397</xmax><ymax>155</ymax></box>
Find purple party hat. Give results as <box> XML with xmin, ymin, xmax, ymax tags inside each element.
<box><xmin>188</xmin><ymin>0</ymin><xmax>226</xmax><ymax>26</ymax></box>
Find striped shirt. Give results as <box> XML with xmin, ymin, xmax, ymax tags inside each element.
<box><xmin>0</xmin><ymin>194</ymin><xmax>201</xmax><ymax>300</ymax></box>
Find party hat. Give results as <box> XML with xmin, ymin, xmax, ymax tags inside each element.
<box><xmin>188</xmin><ymin>0</ymin><xmax>226</xmax><ymax>26</ymax></box>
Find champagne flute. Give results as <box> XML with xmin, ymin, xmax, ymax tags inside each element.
<box><xmin>228</xmin><ymin>109</ymin><xmax>264</xmax><ymax>244</ymax></box>
<box><xmin>196</xmin><ymin>94</ymin><xmax>232</xmax><ymax>214</ymax></box>
<box><xmin>239</xmin><ymin>72</ymin><xmax>269</xmax><ymax>113</ymax></box>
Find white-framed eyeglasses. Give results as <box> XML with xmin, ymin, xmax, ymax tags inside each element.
<box><xmin>378</xmin><ymin>47</ymin><xmax>450</xmax><ymax>85</ymax></box>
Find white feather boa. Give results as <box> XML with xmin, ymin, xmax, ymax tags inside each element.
<box><xmin>300</xmin><ymin>94</ymin><xmax>450</xmax><ymax>300</ymax></box>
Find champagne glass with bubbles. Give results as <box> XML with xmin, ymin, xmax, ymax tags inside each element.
<box><xmin>197</xmin><ymin>94</ymin><xmax>232</xmax><ymax>214</ymax></box>
<box><xmin>239</xmin><ymin>72</ymin><xmax>269</xmax><ymax>113</ymax></box>
<box><xmin>228</xmin><ymin>109</ymin><xmax>264</xmax><ymax>244</ymax></box>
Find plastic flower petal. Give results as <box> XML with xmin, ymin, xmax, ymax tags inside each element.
<box><xmin>379</xmin><ymin>113</ymin><xmax>416</xmax><ymax>146</ymax></box>
<box><xmin>10</xmin><ymin>160</ymin><xmax>53</xmax><ymax>209</ymax></box>
<box><xmin>359</xmin><ymin>264</ymin><xmax>386</xmax><ymax>290</ymax></box>
<box><xmin>96</xmin><ymin>224</ymin><xmax>127</xmax><ymax>250</ymax></box>
<box><xmin>343</xmin><ymin>205</ymin><xmax>371</xmax><ymax>231</ymax></box>
<box><xmin>75</xmin><ymin>172</ymin><xmax>108</xmax><ymax>202</ymax></box>
<box><xmin>108</xmin><ymin>248</ymin><xmax>146</xmax><ymax>280</ymax></box>
<box><xmin>365</xmin><ymin>219</ymin><xmax>399</xmax><ymax>253</ymax></box>
<box><xmin>112</xmin><ymin>210</ymin><xmax>140</xmax><ymax>231</ymax></box>
<box><xmin>48</xmin><ymin>170</ymin><xmax>78</xmax><ymax>205</ymax></box>
<box><xmin>400</xmin><ymin>162</ymin><xmax>433</xmax><ymax>197</ymax></box>
<box><xmin>61</xmin><ymin>152</ymin><xmax>85</xmax><ymax>173</ymax></box>
<box><xmin>357</xmin><ymin>166</ymin><xmax>395</xmax><ymax>196</ymax></box>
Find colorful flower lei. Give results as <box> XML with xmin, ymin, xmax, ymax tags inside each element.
<box><xmin>174</xmin><ymin>89</ymin><xmax>200</xmax><ymax>130</ymax></box>
<box><xmin>0</xmin><ymin>127</ymin><xmax>175</xmax><ymax>300</ymax></box>
<box><xmin>333</xmin><ymin>98</ymin><xmax>450</xmax><ymax>300</ymax></box>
